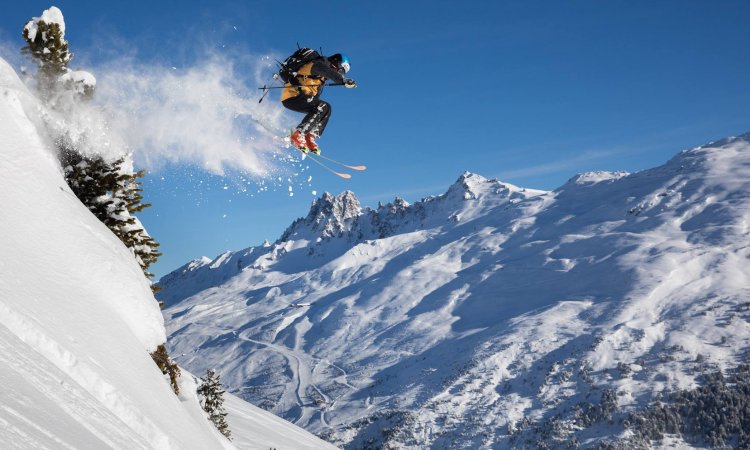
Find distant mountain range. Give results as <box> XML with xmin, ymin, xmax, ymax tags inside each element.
<box><xmin>159</xmin><ymin>133</ymin><xmax>750</xmax><ymax>449</ymax></box>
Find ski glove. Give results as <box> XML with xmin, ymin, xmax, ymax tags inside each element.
<box><xmin>344</xmin><ymin>78</ymin><xmax>357</xmax><ymax>88</ymax></box>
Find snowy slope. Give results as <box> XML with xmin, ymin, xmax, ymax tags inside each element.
<box><xmin>160</xmin><ymin>130</ymin><xmax>750</xmax><ymax>448</ymax></box>
<box><xmin>0</xmin><ymin>56</ymin><xmax>334</xmax><ymax>450</ymax></box>
<box><xmin>159</xmin><ymin>139</ymin><xmax>750</xmax><ymax>448</ymax></box>
<box><xmin>224</xmin><ymin>390</ymin><xmax>339</xmax><ymax>450</ymax></box>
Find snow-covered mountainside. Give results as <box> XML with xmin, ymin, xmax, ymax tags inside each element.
<box><xmin>160</xmin><ymin>135</ymin><xmax>750</xmax><ymax>449</ymax></box>
<box><xmin>0</xmin><ymin>56</ymin><xmax>333</xmax><ymax>450</ymax></box>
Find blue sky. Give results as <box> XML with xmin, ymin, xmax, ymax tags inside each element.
<box><xmin>2</xmin><ymin>1</ymin><xmax>749</xmax><ymax>279</ymax></box>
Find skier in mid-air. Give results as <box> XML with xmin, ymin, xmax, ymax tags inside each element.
<box><xmin>279</xmin><ymin>49</ymin><xmax>356</xmax><ymax>155</ymax></box>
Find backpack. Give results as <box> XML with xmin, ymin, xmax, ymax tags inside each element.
<box><xmin>278</xmin><ymin>48</ymin><xmax>322</xmax><ymax>86</ymax></box>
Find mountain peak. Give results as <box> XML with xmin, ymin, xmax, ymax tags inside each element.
<box><xmin>278</xmin><ymin>190</ymin><xmax>363</xmax><ymax>243</ymax></box>
<box><xmin>377</xmin><ymin>196</ymin><xmax>410</xmax><ymax>212</ymax></box>
<box><xmin>445</xmin><ymin>172</ymin><xmax>488</xmax><ymax>200</ymax></box>
<box><xmin>455</xmin><ymin>171</ymin><xmax>488</xmax><ymax>186</ymax></box>
<box><xmin>188</xmin><ymin>256</ymin><xmax>212</xmax><ymax>270</ymax></box>
<box><xmin>310</xmin><ymin>190</ymin><xmax>361</xmax><ymax>222</ymax></box>
<box><xmin>445</xmin><ymin>171</ymin><xmax>534</xmax><ymax>201</ymax></box>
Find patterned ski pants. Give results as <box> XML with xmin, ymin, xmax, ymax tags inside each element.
<box><xmin>282</xmin><ymin>95</ymin><xmax>332</xmax><ymax>137</ymax></box>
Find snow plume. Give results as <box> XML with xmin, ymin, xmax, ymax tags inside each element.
<box><xmin>92</xmin><ymin>53</ymin><xmax>292</xmax><ymax>176</ymax></box>
<box><xmin>6</xmin><ymin>8</ymin><xmax>293</xmax><ymax>178</ymax></box>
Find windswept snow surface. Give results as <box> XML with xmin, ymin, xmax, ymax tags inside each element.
<box><xmin>161</xmin><ymin>132</ymin><xmax>750</xmax><ymax>448</ymax></box>
<box><xmin>0</xmin><ymin>57</ymin><xmax>332</xmax><ymax>450</ymax></box>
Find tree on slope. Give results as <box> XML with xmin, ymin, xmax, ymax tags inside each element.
<box><xmin>21</xmin><ymin>6</ymin><xmax>71</xmax><ymax>96</ymax></box>
<box><xmin>23</xmin><ymin>6</ymin><xmax>175</xmax><ymax>392</ymax></box>
<box><xmin>60</xmin><ymin>149</ymin><xmax>162</xmax><ymax>280</ymax></box>
<box><xmin>116</xmin><ymin>168</ymin><xmax>162</xmax><ymax>280</ymax></box>
<box><xmin>149</xmin><ymin>344</ymin><xmax>182</xmax><ymax>395</ymax></box>
<box><xmin>21</xmin><ymin>6</ymin><xmax>94</xmax><ymax>102</ymax></box>
<box><xmin>23</xmin><ymin>7</ymin><xmax>161</xmax><ymax>286</ymax></box>
<box><xmin>197</xmin><ymin>369</ymin><xmax>232</xmax><ymax>440</ymax></box>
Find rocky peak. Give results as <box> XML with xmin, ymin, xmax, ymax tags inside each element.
<box><xmin>306</xmin><ymin>190</ymin><xmax>362</xmax><ymax>226</ymax></box>
<box><xmin>444</xmin><ymin>172</ymin><xmax>489</xmax><ymax>200</ymax></box>
<box><xmin>278</xmin><ymin>190</ymin><xmax>364</xmax><ymax>243</ymax></box>
<box><xmin>377</xmin><ymin>196</ymin><xmax>410</xmax><ymax>215</ymax></box>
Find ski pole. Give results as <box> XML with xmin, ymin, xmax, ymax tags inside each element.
<box><xmin>258</xmin><ymin>85</ymin><xmax>271</xmax><ymax>103</ymax></box>
<box><xmin>257</xmin><ymin>82</ymin><xmax>346</xmax><ymax>90</ymax></box>
<box><xmin>258</xmin><ymin>73</ymin><xmax>281</xmax><ymax>104</ymax></box>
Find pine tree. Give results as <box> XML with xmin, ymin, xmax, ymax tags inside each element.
<box><xmin>21</xmin><ymin>6</ymin><xmax>72</xmax><ymax>97</ymax></box>
<box><xmin>107</xmin><ymin>167</ymin><xmax>163</xmax><ymax>280</ymax></box>
<box><xmin>150</xmin><ymin>344</ymin><xmax>181</xmax><ymax>395</ymax></box>
<box><xmin>60</xmin><ymin>148</ymin><xmax>162</xmax><ymax>282</ymax></box>
<box><xmin>60</xmin><ymin>147</ymin><xmax>124</xmax><ymax>225</ymax></box>
<box><xmin>197</xmin><ymin>369</ymin><xmax>232</xmax><ymax>440</ymax></box>
<box><xmin>24</xmin><ymin>7</ymin><xmax>162</xmax><ymax>287</ymax></box>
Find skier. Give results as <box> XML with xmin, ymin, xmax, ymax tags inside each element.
<box><xmin>280</xmin><ymin>50</ymin><xmax>356</xmax><ymax>155</ymax></box>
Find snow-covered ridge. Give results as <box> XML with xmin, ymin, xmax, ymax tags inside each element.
<box><xmin>694</xmin><ymin>131</ymin><xmax>750</xmax><ymax>149</ymax></box>
<box><xmin>278</xmin><ymin>172</ymin><xmax>544</xmax><ymax>245</ymax></box>
<box><xmin>0</xmin><ymin>55</ymin><xmax>334</xmax><ymax>449</ymax></box>
<box><xmin>564</xmin><ymin>170</ymin><xmax>630</xmax><ymax>186</ymax></box>
<box><xmin>0</xmin><ymin>54</ymin><xmax>220</xmax><ymax>449</ymax></box>
<box><xmin>161</xmin><ymin>172</ymin><xmax>544</xmax><ymax>294</ymax></box>
<box><xmin>161</xmin><ymin>131</ymin><xmax>750</xmax><ymax>448</ymax></box>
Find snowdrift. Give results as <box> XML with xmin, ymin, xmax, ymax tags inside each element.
<box><xmin>0</xmin><ymin>56</ymin><xmax>335</xmax><ymax>449</ymax></box>
<box><xmin>160</xmin><ymin>131</ymin><xmax>750</xmax><ymax>448</ymax></box>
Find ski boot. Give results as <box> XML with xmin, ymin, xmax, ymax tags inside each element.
<box><xmin>290</xmin><ymin>130</ymin><xmax>307</xmax><ymax>151</ymax></box>
<box><xmin>305</xmin><ymin>134</ymin><xmax>321</xmax><ymax>155</ymax></box>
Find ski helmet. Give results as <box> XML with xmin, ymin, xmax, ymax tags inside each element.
<box><xmin>330</xmin><ymin>53</ymin><xmax>351</xmax><ymax>73</ymax></box>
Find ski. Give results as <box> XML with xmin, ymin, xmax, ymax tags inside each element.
<box><xmin>314</xmin><ymin>153</ymin><xmax>366</xmax><ymax>171</ymax></box>
<box><xmin>244</xmin><ymin>118</ymin><xmax>361</xmax><ymax>179</ymax></box>
<box><xmin>293</xmin><ymin>148</ymin><xmax>352</xmax><ymax>179</ymax></box>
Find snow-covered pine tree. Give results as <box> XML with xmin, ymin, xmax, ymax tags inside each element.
<box><xmin>109</xmin><ymin>167</ymin><xmax>162</xmax><ymax>281</ymax></box>
<box><xmin>59</xmin><ymin>148</ymin><xmax>162</xmax><ymax>283</ymax></box>
<box><xmin>197</xmin><ymin>369</ymin><xmax>232</xmax><ymax>440</ymax></box>
<box><xmin>23</xmin><ymin>7</ymin><xmax>161</xmax><ymax>287</ymax></box>
<box><xmin>21</xmin><ymin>6</ymin><xmax>71</xmax><ymax>96</ymax></box>
<box><xmin>60</xmin><ymin>148</ymin><xmax>122</xmax><ymax>223</ymax></box>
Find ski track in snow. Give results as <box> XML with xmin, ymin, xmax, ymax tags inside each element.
<box><xmin>235</xmin><ymin>330</ymin><xmax>357</xmax><ymax>429</ymax></box>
